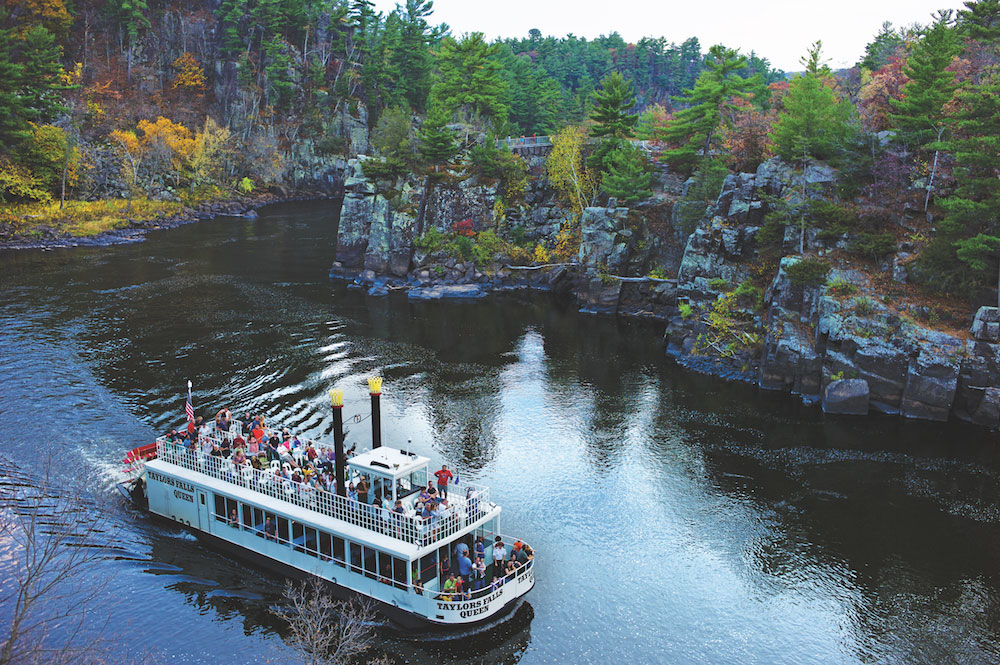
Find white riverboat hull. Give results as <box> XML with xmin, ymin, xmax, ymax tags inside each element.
<box><xmin>119</xmin><ymin>445</ymin><xmax>535</xmax><ymax>630</ymax></box>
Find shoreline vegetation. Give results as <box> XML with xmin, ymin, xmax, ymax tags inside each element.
<box><xmin>0</xmin><ymin>190</ymin><xmax>331</xmax><ymax>249</ymax></box>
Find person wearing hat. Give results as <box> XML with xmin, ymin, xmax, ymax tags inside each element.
<box><xmin>492</xmin><ymin>538</ymin><xmax>506</xmax><ymax>580</ymax></box>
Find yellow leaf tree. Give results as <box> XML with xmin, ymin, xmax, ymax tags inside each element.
<box><xmin>545</xmin><ymin>126</ymin><xmax>599</xmax><ymax>220</ymax></box>
<box><xmin>172</xmin><ymin>52</ymin><xmax>206</xmax><ymax>92</ymax></box>
<box><xmin>137</xmin><ymin>117</ymin><xmax>195</xmax><ymax>188</ymax></box>
<box><xmin>188</xmin><ymin>117</ymin><xmax>231</xmax><ymax>187</ymax></box>
<box><xmin>109</xmin><ymin>129</ymin><xmax>145</xmax><ymax>212</ymax></box>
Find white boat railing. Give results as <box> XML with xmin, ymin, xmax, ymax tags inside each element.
<box><xmin>153</xmin><ymin>438</ymin><xmax>492</xmax><ymax>547</ymax></box>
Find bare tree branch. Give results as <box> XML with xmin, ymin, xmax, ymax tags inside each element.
<box><xmin>0</xmin><ymin>459</ymin><xmax>120</xmax><ymax>665</ymax></box>
<box><xmin>270</xmin><ymin>579</ymin><xmax>381</xmax><ymax>665</ymax></box>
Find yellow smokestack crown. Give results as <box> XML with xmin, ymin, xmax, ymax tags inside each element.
<box><xmin>329</xmin><ymin>389</ymin><xmax>343</xmax><ymax>407</ymax></box>
<box><xmin>368</xmin><ymin>376</ymin><xmax>383</xmax><ymax>395</ymax></box>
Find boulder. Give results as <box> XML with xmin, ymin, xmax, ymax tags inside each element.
<box><xmin>901</xmin><ymin>349</ymin><xmax>960</xmax><ymax>421</ymax></box>
<box><xmin>971</xmin><ymin>306</ymin><xmax>1000</xmax><ymax>342</ymax></box>
<box><xmin>822</xmin><ymin>379</ymin><xmax>870</xmax><ymax>415</ymax></box>
<box><xmin>407</xmin><ymin>284</ymin><xmax>486</xmax><ymax>301</ymax></box>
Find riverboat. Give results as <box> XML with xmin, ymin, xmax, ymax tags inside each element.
<box><xmin>118</xmin><ymin>381</ymin><xmax>535</xmax><ymax>629</ymax></box>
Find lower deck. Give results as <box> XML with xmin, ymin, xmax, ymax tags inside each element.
<box><xmin>142</xmin><ymin>459</ymin><xmax>534</xmax><ymax>625</ymax></box>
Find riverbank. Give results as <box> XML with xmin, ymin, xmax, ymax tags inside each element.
<box><xmin>0</xmin><ymin>189</ymin><xmax>335</xmax><ymax>250</ymax></box>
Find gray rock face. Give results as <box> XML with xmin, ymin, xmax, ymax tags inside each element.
<box><xmin>579</xmin><ymin>206</ymin><xmax>631</xmax><ymax>272</ymax></box>
<box><xmin>822</xmin><ymin>379</ymin><xmax>870</xmax><ymax>415</ymax></box>
<box><xmin>971</xmin><ymin>306</ymin><xmax>1000</xmax><ymax>342</ymax></box>
<box><xmin>899</xmin><ymin>348</ymin><xmax>960</xmax><ymax>421</ymax></box>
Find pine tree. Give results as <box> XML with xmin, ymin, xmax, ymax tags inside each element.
<box><xmin>890</xmin><ymin>17</ymin><xmax>959</xmax><ymax>209</ymax></box>
<box><xmin>930</xmin><ymin>75</ymin><xmax>1000</xmax><ymax>297</ymax></box>
<box><xmin>958</xmin><ymin>0</ymin><xmax>1000</xmax><ymax>42</ymax></box>
<box><xmin>660</xmin><ymin>45</ymin><xmax>757</xmax><ymax>173</ymax></box>
<box><xmin>417</xmin><ymin>102</ymin><xmax>456</xmax><ymax>169</ymax></box>
<box><xmin>0</xmin><ymin>21</ymin><xmax>28</xmax><ymax>148</ymax></box>
<box><xmin>17</xmin><ymin>25</ymin><xmax>66</xmax><ymax>124</ymax></box>
<box><xmin>431</xmin><ymin>33</ymin><xmax>508</xmax><ymax>127</ymax></box>
<box><xmin>601</xmin><ymin>143</ymin><xmax>652</xmax><ymax>204</ymax></box>
<box><xmin>589</xmin><ymin>72</ymin><xmax>638</xmax><ymax>139</ymax></box>
<box><xmin>388</xmin><ymin>0</ymin><xmax>437</xmax><ymax>111</ymax></box>
<box><xmin>587</xmin><ymin>71</ymin><xmax>637</xmax><ymax>170</ymax></box>
<box><xmin>771</xmin><ymin>42</ymin><xmax>854</xmax><ymax>163</ymax></box>
<box><xmin>890</xmin><ymin>17</ymin><xmax>960</xmax><ymax>148</ymax></box>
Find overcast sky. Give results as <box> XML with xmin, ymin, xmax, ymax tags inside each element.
<box><xmin>371</xmin><ymin>0</ymin><xmax>969</xmax><ymax>71</ymax></box>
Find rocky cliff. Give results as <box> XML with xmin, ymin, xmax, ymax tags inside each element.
<box><xmin>331</xmin><ymin>153</ymin><xmax>1000</xmax><ymax>427</ymax></box>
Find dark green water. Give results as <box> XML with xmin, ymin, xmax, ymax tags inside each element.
<box><xmin>2</xmin><ymin>202</ymin><xmax>1000</xmax><ymax>664</ymax></box>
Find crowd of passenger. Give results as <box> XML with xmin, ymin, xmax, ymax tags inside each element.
<box><xmin>437</xmin><ymin>535</ymin><xmax>534</xmax><ymax>602</ymax></box>
<box><xmin>161</xmin><ymin>409</ymin><xmax>481</xmax><ymax>540</ymax></box>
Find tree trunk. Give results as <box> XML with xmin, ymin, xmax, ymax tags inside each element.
<box><xmin>924</xmin><ymin>147</ymin><xmax>940</xmax><ymax>213</ymax></box>
<box><xmin>60</xmin><ymin>140</ymin><xmax>69</xmax><ymax>210</ymax></box>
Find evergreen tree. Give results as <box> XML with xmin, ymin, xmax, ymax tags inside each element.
<box><xmin>890</xmin><ymin>16</ymin><xmax>959</xmax><ymax>209</ymax></box>
<box><xmin>929</xmin><ymin>75</ymin><xmax>1000</xmax><ymax>296</ymax></box>
<box><xmin>890</xmin><ymin>17</ymin><xmax>960</xmax><ymax>148</ymax></box>
<box><xmin>958</xmin><ymin>0</ymin><xmax>1000</xmax><ymax>42</ymax></box>
<box><xmin>417</xmin><ymin>102</ymin><xmax>456</xmax><ymax>168</ymax></box>
<box><xmin>431</xmin><ymin>33</ymin><xmax>508</xmax><ymax>127</ymax></box>
<box><xmin>660</xmin><ymin>45</ymin><xmax>757</xmax><ymax>173</ymax></box>
<box><xmin>0</xmin><ymin>22</ymin><xmax>28</xmax><ymax>148</ymax></box>
<box><xmin>589</xmin><ymin>72</ymin><xmax>638</xmax><ymax>139</ymax></box>
<box><xmin>387</xmin><ymin>0</ymin><xmax>438</xmax><ymax>111</ymax></box>
<box><xmin>771</xmin><ymin>42</ymin><xmax>854</xmax><ymax>163</ymax></box>
<box><xmin>858</xmin><ymin>22</ymin><xmax>905</xmax><ymax>71</ymax></box>
<box><xmin>587</xmin><ymin>71</ymin><xmax>637</xmax><ymax>170</ymax></box>
<box><xmin>601</xmin><ymin>143</ymin><xmax>652</xmax><ymax>204</ymax></box>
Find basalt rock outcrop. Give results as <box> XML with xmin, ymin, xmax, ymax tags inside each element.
<box><xmin>332</xmin><ymin>151</ymin><xmax>1000</xmax><ymax>427</ymax></box>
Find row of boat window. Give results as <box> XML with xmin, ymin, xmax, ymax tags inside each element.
<box><xmin>213</xmin><ymin>494</ymin><xmax>409</xmax><ymax>588</ymax></box>
<box><xmin>212</xmin><ymin>493</ymin><xmax>501</xmax><ymax>593</ymax></box>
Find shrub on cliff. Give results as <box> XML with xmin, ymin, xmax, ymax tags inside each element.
<box><xmin>468</xmin><ymin>137</ymin><xmax>528</xmax><ymax>204</ymax></box>
<box><xmin>848</xmin><ymin>232</ymin><xmax>896</xmax><ymax>263</ymax></box>
<box><xmin>785</xmin><ymin>258</ymin><xmax>830</xmax><ymax>287</ymax></box>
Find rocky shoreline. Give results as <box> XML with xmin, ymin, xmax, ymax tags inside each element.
<box><xmin>329</xmin><ymin>153</ymin><xmax>1000</xmax><ymax>430</ymax></box>
<box><xmin>0</xmin><ymin>190</ymin><xmax>335</xmax><ymax>251</ymax></box>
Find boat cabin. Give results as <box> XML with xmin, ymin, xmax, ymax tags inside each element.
<box><xmin>348</xmin><ymin>447</ymin><xmax>429</xmax><ymax>506</ymax></box>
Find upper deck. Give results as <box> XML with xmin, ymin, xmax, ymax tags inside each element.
<box><xmin>150</xmin><ymin>437</ymin><xmax>495</xmax><ymax>550</ymax></box>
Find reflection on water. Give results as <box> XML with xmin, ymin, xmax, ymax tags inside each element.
<box><xmin>2</xmin><ymin>203</ymin><xmax>1000</xmax><ymax>664</ymax></box>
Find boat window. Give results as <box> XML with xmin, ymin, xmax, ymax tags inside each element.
<box><xmin>214</xmin><ymin>494</ymin><xmax>239</xmax><ymax>525</ymax></box>
<box><xmin>303</xmin><ymin>526</ymin><xmax>318</xmax><ymax>557</ymax></box>
<box><xmin>214</xmin><ymin>494</ymin><xmax>226</xmax><ymax>522</ymax></box>
<box><xmin>333</xmin><ymin>536</ymin><xmax>346</xmax><ymax>568</ymax></box>
<box><xmin>410</xmin><ymin>468</ymin><xmax>427</xmax><ymax>490</ymax></box>
<box><xmin>251</xmin><ymin>507</ymin><xmax>265</xmax><ymax>535</ymax></box>
<box><xmin>291</xmin><ymin>521</ymin><xmax>305</xmax><ymax>553</ymax></box>
<box><xmin>276</xmin><ymin>516</ymin><xmax>290</xmax><ymax>545</ymax></box>
<box><xmin>350</xmin><ymin>542</ymin><xmax>363</xmax><ymax>574</ymax></box>
<box><xmin>392</xmin><ymin>556</ymin><xmax>407</xmax><ymax>590</ymax></box>
<box><xmin>363</xmin><ymin>546</ymin><xmax>377</xmax><ymax>580</ymax></box>
<box><xmin>419</xmin><ymin>552</ymin><xmax>437</xmax><ymax>584</ymax></box>
<box><xmin>319</xmin><ymin>531</ymin><xmax>332</xmax><ymax>561</ymax></box>
<box><xmin>377</xmin><ymin>552</ymin><xmax>393</xmax><ymax>586</ymax></box>
<box><xmin>240</xmin><ymin>503</ymin><xmax>253</xmax><ymax>528</ymax></box>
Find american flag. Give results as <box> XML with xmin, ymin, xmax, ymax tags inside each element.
<box><xmin>185</xmin><ymin>380</ymin><xmax>194</xmax><ymax>422</ymax></box>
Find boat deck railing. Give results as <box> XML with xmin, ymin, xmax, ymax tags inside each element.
<box><xmin>153</xmin><ymin>438</ymin><xmax>492</xmax><ymax>548</ymax></box>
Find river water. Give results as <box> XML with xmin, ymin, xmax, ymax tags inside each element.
<box><xmin>2</xmin><ymin>202</ymin><xmax>1000</xmax><ymax>664</ymax></box>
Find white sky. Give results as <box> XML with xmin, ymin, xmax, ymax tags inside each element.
<box><xmin>372</xmin><ymin>0</ymin><xmax>969</xmax><ymax>71</ymax></box>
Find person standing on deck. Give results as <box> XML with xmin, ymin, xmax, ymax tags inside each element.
<box><xmin>357</xmin><ymin>476</ymin><xmax>370</xmax><ymax>505</ymax></box>
<box><xmin>434</xmin><ymin>464</ymin><xmax>453</xmax><ymax>499</ymax></box>
<box><xmin>457</xmin><ymin>549</ymin><xmax>473</xmax><ymax>589</ymax></box>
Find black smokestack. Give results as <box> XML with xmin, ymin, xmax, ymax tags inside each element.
<box><xmin>329</xmin><ymin>390</ymin><xmax>347</xmax><ymax>497</ymax></box>
<box><xmin>368</xmin><ymin>377</ymin><xmax>382</xmax><ymax>449</ymax></box>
